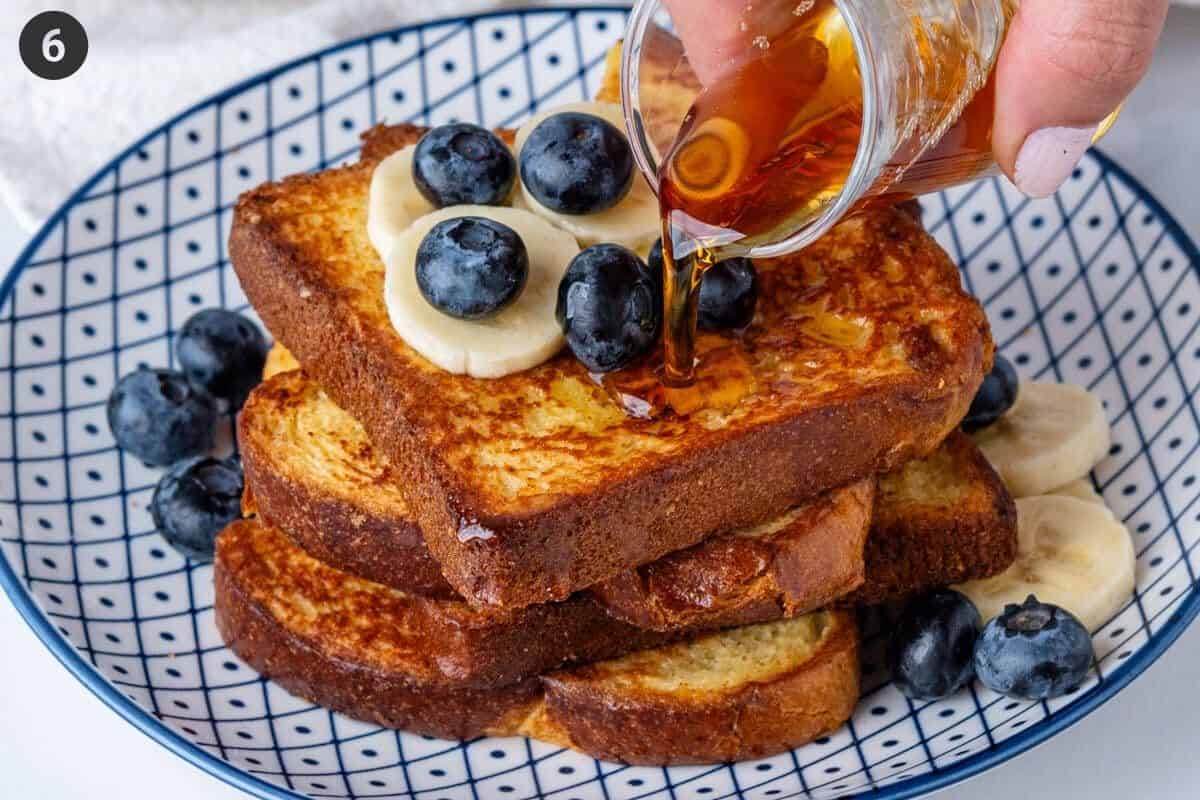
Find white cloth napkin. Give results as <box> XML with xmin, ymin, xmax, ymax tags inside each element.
<box><xmin>0</xmin><ymin>0</ymin><xmax>605</xmax><ymax>231</ymax></box>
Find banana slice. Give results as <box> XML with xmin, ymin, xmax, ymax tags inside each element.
<box><xmin>367</xmin><ymin>145</ymin><xmax>436</xmax><ymax>263</ymax></box>
<box><xmin>955</xmin><ymin>495</ymin><xmax>1135</xmax><ymax>632</ymax></box>
<box><xmin>1050</xmin><ymin>479</ymin><xmax>1105</xmax><ymax>506</ymax></box>
<box><xmin>971</xmin><ymin>381</ymin><xmax>1111</xmax><ymax>497</ymax></box>
<box><xmin>384</xmin><ymin>205</ymin><xmax>579</xmax><ymax>378</ymax></box>
<box><xmin>515</xmin><ymin>102</ymin><xmax>661</xmax><ymax>250</ymax></box>
<box><xmin>665</xmin><ymin>116</ymin><xmax>751</xmax><ymax>203</ymax></box>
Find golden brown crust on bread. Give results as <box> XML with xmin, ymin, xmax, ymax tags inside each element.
<box><xmin>850</xmin><ymin>430</ymin><xmax>1018</xmax><ymax>605</ymax></box>
<box><xmin>592</xmin><ymin>480</ymin><xmax>873</xmax><ymax>630</ymax></box>
<box><xmin>214</xmin><ymin>523</ymin><xmax>858</xmax><ymax>762</ymax></box>
<box><xmin>214</xmin><ymin>540</ymin><xmax>541</xmax><ymax>739</ymax></box>
<box><xmin>238</xmin><ymin>370</ymin><xmax>454</xmax><ymax>597</ymax></box>
<box><xmin>214</xmin><ymin>520</ymin><xmax>670</xmax><ymax>689</ymax></box>
<box><xmin>242</xmin><ymin>367</ymin><xmax>876</xmax><ymax>624</ymax></box>
<box><xmin>240</xmin><ymin>369</ymin><xmax>1015</xmax><ymax>621</ymax></box>
<box><xmin>536</xmin><ymin>611</ymin><xmax>858</xmax><ymax>765</ymax></box>
<box><xmin>230</xmin><ymin>127</ymin><xmax>989</xmax><ymax>607</ymax></box>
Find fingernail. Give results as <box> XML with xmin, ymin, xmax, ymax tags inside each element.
<box><xmin>1013</xmin><ymin>125</ymin><xmax>1098</xmax><ymax>199</ymax></box>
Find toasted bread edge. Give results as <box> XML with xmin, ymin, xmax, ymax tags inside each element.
<box><xmin>215</xmin><ymin>526</ymin><xmax>858</xmax><ymax>762</ymax></box>
<box><xmin>850</xmin><ymin>431</ymin><xmax>1019</xmax><ymax>605</ymax></box>
<box><xmin>535</xmin><ymin>610</ymin><xmax>859</xmax><ymax>765</ymax></box>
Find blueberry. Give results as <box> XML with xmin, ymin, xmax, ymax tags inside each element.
<box><xmin>889</xmin><ymin>589</ymin><xmax>982</xmax><ymax>700</ymax></box>
<box><xmin>644</xmin><ymin>237</ymin><xmax>667</xmax><ymax>297</ymax></box>
<box><xmin>520</xmin><ymin>112</ymin><xmax>635</xmax><ymax>215</ymax></box>
<box><xmin>412</xmin><ymin>123</ymin><xmax>516</xmax><ymax>207</ymax></box>
<box><xmin>176</xmin><ymin>309</ymin><xmax>268</xmax><ymax>408</ymax></box>
<box><xmin>698</xmin><ymin>258</ymin><xmax>758</xmax><ymax>330</ymax></box>
<box><xmin>647</xmin><ymin>238</ymin><xmax>665</xmax><ymax>275</ymax></box>
<box><xmin>416</xmin><ymin>217</ymin><xmax>528</xmax><ymax>319</ymax></box>
<box><xmin>107</xmin><ymin>369</ymin><xmax>217</xmax><ymax>466</ymax></box>
<box><xmin>557</xmin><ymin>244</ymin><xmax>659</xmax><ymax>373</ymax></box>
<box><xmin>151</xmin><ymin>457</ymin><xmax>244</xmax><ymax>562</ymax></box>
<box><xmin>648</xmin><ymin>238</ymin><xmax>758</xmax><ymax>331</ymax></box>
<box><xmin>974</xmin><ymin>595</ymin><xmax>1094</xmax><ymax>699</ymax></box>
<box><xmin>962</xmin><ymin>353</ymin><xmax>1018</xmax><ymax>432</ymax></box>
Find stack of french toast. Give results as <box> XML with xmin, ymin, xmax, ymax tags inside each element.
<box><xmin>211</xmin><ymin>42</ymin><xmax>1124</xmax><ymax>765</ymax></box>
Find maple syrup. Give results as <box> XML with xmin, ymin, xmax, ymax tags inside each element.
<box><xmin>595</xmin><ymin>335</ymin><xmax>757</xmax><ymax>419</ymax></box>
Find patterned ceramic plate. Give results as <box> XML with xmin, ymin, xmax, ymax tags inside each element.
<box><xmin>2</xmin><ymin>7</ymin><xmax>1198</xmax><ymax>800</ymax></box>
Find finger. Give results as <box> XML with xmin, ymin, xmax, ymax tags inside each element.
<box><xmin>661</xmin><ymin>0</ymin><xmax>799</xmax><ymax>85</ymax></box>
<box><xmin>661</xmin><ymin>0</ymin><xmax>751</xmax><ymax>85</ymax></box>
<box><xmin>994</xmin><ymin>0</ymin><xmax>1167</xmax><ymax>197</ymax></box>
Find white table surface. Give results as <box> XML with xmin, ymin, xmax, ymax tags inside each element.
<box><xmin>2</xmin><ymin>7</ymin><xmax>1199</xmax><ymax>799</ymax></box>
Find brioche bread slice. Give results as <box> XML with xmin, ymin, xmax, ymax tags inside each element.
<box><xmin>215</xmin><ymin>518</ymin><xmax>859</xmax><ymax>763</ymax></box>
<box><xmin>240</xmin><ymin>366</ymin><xmax>875</xmax><ymax>627</ymax></box>
<box><xmin>240</xmin><ymin>361</ymin><xmax>451</xmax><ymax>598</ymax></box>
<box><xmin>213</xmin><ymin>520</ymin><xmax>669</xmax><ymax>690</ymax></box>
<box><xmin>241</xmin><ymin>364</ymin><xmax>1014</xmax><ymax>623</ymax></box>
<box><xmin>529</xmin><ymin>610</ymin><xmax>857</xmax><ymax>765</ymax></box>
<box><xmin>593</xmin><ymin>481</ymin><xmax>872</xmax><ymax>630</ymax></box>
<box><xmin>588</xmin><ymin>431</ymin><xmax>1015</xmax><ymax>624</ymax></box>
<box><xmin>849</xmin><ymin>430</ymin><xmax>1019</xmax><ymax>605</ymax></box>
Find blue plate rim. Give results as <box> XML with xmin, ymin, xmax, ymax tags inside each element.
<box><xmin>2</xmin><ymin>6</ymin><xmax>1198</xmax><ymax>800</ymax></box>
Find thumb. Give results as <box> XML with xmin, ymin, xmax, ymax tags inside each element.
<box><xmin>994</xmin><ymin>0</ymin><xmax>1167</xmax><ymax>198</ymax></box>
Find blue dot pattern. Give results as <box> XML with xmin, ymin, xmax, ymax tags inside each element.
<box><xmin>1</xmin><ymin>8</ymin><xmax>1199</xmax><ymax>800</ymax></box>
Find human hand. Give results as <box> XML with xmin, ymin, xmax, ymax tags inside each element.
<box><xmin>662</xmin><ymin>0</ymin><xmax>1169</xmax><ymax>198</ymax></box>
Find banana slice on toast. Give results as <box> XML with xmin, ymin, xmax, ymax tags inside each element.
<box><xmin>383</xmin><ymin>205</ymin><xmax>579</xmax><ymax>378</ymax></box>
<box><xmin>367</xmin><ymin>145</ymin><xmax>437</xmax><ymax>263</ymax></box>
<box><xmin>515</xmin><ymin>101</ymin><xmax>661</xmax><ymax>250</ymax></box>
<box><xmin>1050</xmin><ymin>479</ymin><xmax>1105</xmax><ymax>506</ymax></box>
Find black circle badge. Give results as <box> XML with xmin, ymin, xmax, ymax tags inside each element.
<box><xmin>20</xmin><ymin>11</ymin><xmax>88</xmax><ymax>80</ymax></box>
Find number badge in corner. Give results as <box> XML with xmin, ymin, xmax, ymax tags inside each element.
<box><xmin>19</xmin><ymin>11</ymin><xmax>88</xmax><ymax>80</ymax></box>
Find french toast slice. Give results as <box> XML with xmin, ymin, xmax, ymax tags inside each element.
<box><xmin>849</xmin><ymin>430</ymin><xmax>1019</xmax><ymax>605</ymax></box>
<box><xmin>240</xmin><ymin>361</ymin><xmax>451</xmax><ymax>598</ymax></box>
<box><xmin>215</xmin><ymin>518</ymin><xmax>859</xmax><ymax>763</ymax></box>
<box><xmin>229</xmin><ymin>120</ymin><xmax>991</xmax><ymax>607</ymax></box>
<box><xmin>240</xmin><ymin>366</ymin><xmax>873</xmax><ymax>627</ymax></box>
<box><xmin>213</xmin><ymin>520</ymin><xmax>669</xmax><ymax>690</ymax></box>
<box><xmin>241</xmin><ymin>365</ymin><xmax>1015</xmax><ymax>626</ymax></box>
<box><xmin>591</xmin><ymin>480</ymin><xmax>873</xmax><ymax>630</ymax></box>
<box><xmin>529</xmin><ymin>610</ymin><xmax>857</xmax><ymax>765</ymax></box>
